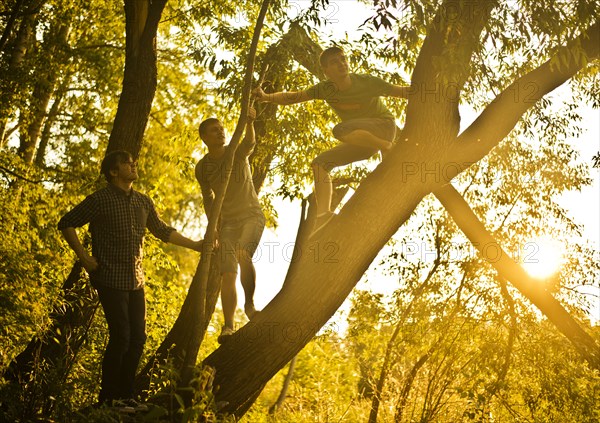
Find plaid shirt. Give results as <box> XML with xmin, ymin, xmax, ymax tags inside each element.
<box><xmin>58</xmin><ymin>184</ymin><xmax>175</xmax><ymax>290</ymax></box>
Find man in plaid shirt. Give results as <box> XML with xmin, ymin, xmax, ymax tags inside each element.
<box><xmin>58</xmin><ymin>150</ymin><xmax>203</xmax><ymax>410</ymax></box>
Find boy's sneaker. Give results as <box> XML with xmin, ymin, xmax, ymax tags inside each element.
<box><xmin>380</xmin><ymin>141</ymin><xmax>393</xmax><ymax>159</ymax></box>
<box><xmin>217</xmin><ymin>326</ymin><xmax>235</xmax><ymax>344</ymax></box>
<box><xmin>121</xmin><ymin>398</ymin><xmax>149</xmax><ymax>412</ymax></box>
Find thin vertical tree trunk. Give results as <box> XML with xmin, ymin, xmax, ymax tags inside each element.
<box><xmin>369</xmin><ymin>259</ymin><xmax>441</xmax><ymax>423</ymax></box>
<box><xmin>0</xmin><ymin>9</ymin><xmax>37</xmax><ymax>147</ymax></box>
<box><xmin>34</xmin><ymin>72</ymin><xmax>70</xmax><ymax>166</ymax></box>
<box><xmin>268</xmin><ymin>356</ymin><xmax>297</xmax><ymax>414</ymax></box>
<box><xmin>18</xmin><ymin>22</ymin><xmax>70</xmax><ymax>163</ymax></box>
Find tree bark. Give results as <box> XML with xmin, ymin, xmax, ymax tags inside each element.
<box><xmin>106</xmin><ymin>0</ymin><xmax>167</xmax><ymax>158</ymax></box>
<box><xmin>202</xmin><ymin>5</ymin><xmax>599</xmax><ymax>418</ymax></box>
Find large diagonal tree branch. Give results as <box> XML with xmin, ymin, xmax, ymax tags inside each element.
<box><xmin>434</xmin><ymin>184</ymin><xmax>600</xmax><ymax>368</ymax></box>
<box><xmin>456</xmin><ymin>21</ymin><xmax>599</xmax><ymax>158</ymax></box>
<box><xmin>203</xmin><ymin>0</ymin><xmax>491</xmax><ymax>416</ymax></box>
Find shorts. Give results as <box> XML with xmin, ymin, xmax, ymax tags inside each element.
<box><xmin>312</xmin><ymin>118</ymin><xmax>397</xmax><ymax>172</ymax></box>
<box><xmin>219</xmin><ymin>214</ymin><xmax>265</xmax><ymax>274</ymax></box>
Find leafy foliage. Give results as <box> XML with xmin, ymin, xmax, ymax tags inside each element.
<box><xmin>0</xmin><ymin>0</ymin><xmax>598</xmax><ymax>421</ymax></box>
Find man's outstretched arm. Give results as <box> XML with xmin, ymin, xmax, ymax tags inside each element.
<box><xmin>168</xmin><ymin>231</ymin><xmax>203</xmax><ymax>252</ymax></box>
<box><xmin>387</xmin><ymin>85</ymin><xmax>411</xmax><ymax>99</ymax></box>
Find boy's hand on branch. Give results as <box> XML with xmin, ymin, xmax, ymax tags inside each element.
<box><xmin>251</xmin><ymin>87</ymin><xmax>268</xmax><ymax>102</ymax></box>
<box><xmin>247</xmin><ymin>107</ymin><xmax>256</xmax><ymax>121</ymax></box>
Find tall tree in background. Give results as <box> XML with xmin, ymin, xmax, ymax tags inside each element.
<box><xmin>107</xmin><ymin>0</ymin><xmax>167</xmax><ymax>156</ymax></box>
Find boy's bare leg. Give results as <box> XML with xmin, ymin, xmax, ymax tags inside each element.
<box><xmin>340</xmin><ymin>129</ymin><xmax>392</xmax><ymax>151</ymax></box>
<box><xmin>221</xmin><ymin>272</ymin><xmax>237</xmax><ymax>329</ymax></box>
<box><xmin>238</xmin><ymin>251</ymin><xmax>257</xmax><ymax>317</ymax></box>
<box><xmin>311</xmin><ymin>162</ymin><xmax>333</xmax><ymax>216</ymax></box>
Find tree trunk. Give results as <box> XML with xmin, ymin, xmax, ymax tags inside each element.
<box><xmin>369</xmin><ymin>259</ymin><xmax>441</xmax><ymax>423</ymax></box>
<box><xmin>268</xmin><ymin>356</ymin><xmax>297</xmax><ymax>415</ymax></box>
<box><xmin>202</xmin><ymin>3</ymin><xmax>599</xmax><ymax>418</ymax></box>
<box><xmin>34</xmin><ymin>72</ymin><xmax>70</xmax><ymax>166</ymax></box>
<box><xmin>106</xmin><ymin>0</ymin><xmax>167</xmax><ymax>158</ymax></box>
<box><xmin>394</xmin><ymin>350</ymin><xmax>433</xmax><ymax>423</ymax></box>
<box><xmin>0</xmin><ymin>9</ymin><xmax>37</xmax><ymax>147</ymax></box>
<box><xmin>17</xmin><ymin>21</ymin><xmax>70</xmax><ymax>163</ymax></box>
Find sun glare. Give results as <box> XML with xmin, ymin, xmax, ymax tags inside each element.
<box><xmin>522</xmin><ymin>237</ymin><xmax>565</xmax><ymax>279</ymax></box>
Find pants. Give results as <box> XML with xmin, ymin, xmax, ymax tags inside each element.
<box><xmin>96</xmin><ymin>286</ymin><xmax>146</xmax><ymax>402</ymax></box>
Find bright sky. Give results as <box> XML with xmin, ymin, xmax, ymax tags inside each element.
<box><xmin>243</xmin><ymin>1</ymin><xmax>600</xmax><ymax>326</ymax></box>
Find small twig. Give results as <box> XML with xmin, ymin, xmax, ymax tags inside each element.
<box><xmin>0</xmin><ymin>165</ymin><xmax>45</xmax><ymax>184</ymax></box>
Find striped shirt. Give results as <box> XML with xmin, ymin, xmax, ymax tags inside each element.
<box><xmin>58</xmin><ymin>184</ymin><xmax>175</xmax><ymax>290</ymax></box>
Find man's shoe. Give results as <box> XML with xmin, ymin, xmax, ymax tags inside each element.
<box><xmin>217</xmin><ymin>326</ymin><xmax>235</xmax><ymax>344</ymax></box>
<box><xmin>109</xmin><ymin>400</ymin><xmax>136</xmax><ymax>414</ymax></box>
<box><xmin>121</xmin><ymin>398</ymin><xmax>149</xmax><ymax>412</ymax></box>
